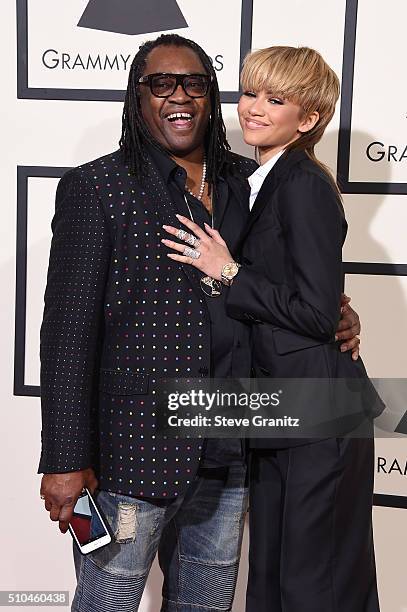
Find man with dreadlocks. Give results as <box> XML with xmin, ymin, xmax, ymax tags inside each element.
<box><xmin>38</xmin><ymin>34</ymin><xmax>361</xmax><ymax>611</ymax></box>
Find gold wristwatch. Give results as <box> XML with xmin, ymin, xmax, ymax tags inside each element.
<box><xmin>221</xmin><ymin>261</ymin><xmax>241</xmax><ymax>286</ymax></box>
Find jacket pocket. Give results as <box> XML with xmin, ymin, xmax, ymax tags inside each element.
<box><xmin>272</xmin><ymin>328</ymin><xmax>328</xmax><ymax>355</ymax></box>
<box><xmin>99</xmin><ymin>369</ymin><xmax>149</xmax><ymax>395</ymax></box>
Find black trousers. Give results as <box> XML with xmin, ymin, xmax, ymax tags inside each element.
<box><xmin>246</xmin><ymin>438</ymin><xmax>380</xmax><ymax>612</ymax></box>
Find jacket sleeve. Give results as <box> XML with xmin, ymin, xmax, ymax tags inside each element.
<box><xmin>38</xmin><ymin>169</ymin><xmax>111</xmax><ymax>474</ymax></box>
<box><xmin>226</xmin><ymin>170</ymin><xmax>345</xmax><ymax>341</ymax></box>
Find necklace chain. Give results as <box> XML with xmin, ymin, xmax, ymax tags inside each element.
<box><xmin>183</xmin><ymin>195</ymin><xmax>214</xmax><ymax>229</ymax></box>
<box><xmin>182</xmin><ymin>157</ymin><xmax>219</xmax><ymax>297</ymax></box>
<box><xmin>186</xmin><ymin>155</ymin><xmax>207</xmax><ymax>201</ymax></box>
<box><xmin>184</xmin><ymin>154</ymin><xmax>213</xmax><ymax>225</ymax></box>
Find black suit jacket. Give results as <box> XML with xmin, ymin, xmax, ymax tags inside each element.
<box><xmin>38</xmin><ymin>147</ymin><xmax>257</xmax><ymax>497</ymax></box>
<box><xmin>227</xmin><ymin>150</ymin><xmax>384</xmax><ymax>448</ymax></box>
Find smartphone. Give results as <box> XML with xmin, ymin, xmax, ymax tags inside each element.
<box><xmin>69</xmin><ymin>488</ymin><xmax>111</xmax><ymax>554</ymax></box>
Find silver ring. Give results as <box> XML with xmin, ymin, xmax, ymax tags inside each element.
<box><xmin>185</xmin><ymin>235</ymin><xmax>200</xmax><ymax>248</ymax></box>
<box><xmin>183</xmin><ymin>246</ymin><xmax>201</xmax><ymax>259</ymax></box>
<box><xmin>176</xmin><ymin>229</ymin><xmax>188</xmax><ymax>241</ymax></box>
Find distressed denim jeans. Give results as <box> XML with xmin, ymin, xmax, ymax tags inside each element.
<box><xmin>72</xmin><ymin>465</ymin><xmax>248</xmax><ymax>612</ymax></box>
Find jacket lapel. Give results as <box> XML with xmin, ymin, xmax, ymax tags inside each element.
<box><xmin>212</xmin><ymin>160</ymin><xmax>251</xmax><ymax>230</ymax></box>
<box><xmin>236</xmin><ymin>149</ymin><xmax>308</xmax><ymax>252</ymax></box>
<box><xmin>224</xmin><ymin>173</ymin><xmax>251</xmax><ymax>229</ymax></box>
<box><xmin>142</xmin><ymin>155</ymin><xmax>205</xmax><ymax>300</ymax></box>
<box><xmin>213</xmin><ymin>183</ymin><xmax>228</xmax><ymax>230</ymax></box>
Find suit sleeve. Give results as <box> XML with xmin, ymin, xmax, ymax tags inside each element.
<box><xmin>38</xmin><ymin>169</ymin><xmax>111</xmax><ymax>474</ymax></box>
<box><xmin>226</xmin><ymin>171</ymin><xmax>344</xmax><ymax>341</ymax></box>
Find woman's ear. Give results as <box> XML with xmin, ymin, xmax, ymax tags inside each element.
<box><xmin>298</xmin><ymin>110</ymin><xmax>320</xmax><ymax>134</ymax></box>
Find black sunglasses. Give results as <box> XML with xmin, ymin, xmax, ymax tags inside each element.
<box><xmin>138</xmin><ymin>73</ymin><xmax>211</xmax><ymax>98</ymax></box>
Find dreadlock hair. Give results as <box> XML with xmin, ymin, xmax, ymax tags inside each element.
<box><xmin>119</xmin><ymin>33</ymin><xmax>230</xmax><ymax>190</ymax></box>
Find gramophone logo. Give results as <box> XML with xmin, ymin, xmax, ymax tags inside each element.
<box><xmin>17</xmin><ymin>0</ymin><xmax>253</xmax><ymax>102</ymax></box>
<box><xmin>78</xmin><ymin>0</ymin><xmax>188</xmax><ymax>36</ymax></box>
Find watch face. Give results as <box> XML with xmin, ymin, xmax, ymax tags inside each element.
<box><xmin>222</xmin><ymin>262</ymin><xmax>239</xmax><ymax>279</ymax></box>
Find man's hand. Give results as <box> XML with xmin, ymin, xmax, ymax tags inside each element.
<box><xmin>40</xmin><ymin>468</ymin><xmax>98</xmax><ymax>534</ymax></box>
<box><xmin>336</xmin><ymin>294</ymin><xmax>361</xmax><ymax>361</ymax></box>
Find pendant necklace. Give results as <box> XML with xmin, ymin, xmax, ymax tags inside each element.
<box><xmin>183</xmin><ymin>158</ymin><xmax>222</xmax><ymax>298</ymax></box>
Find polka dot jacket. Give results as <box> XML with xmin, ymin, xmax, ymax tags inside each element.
<box><xmin>38</xmin><ymin>148</ymin><xmax>257</xmax><ymax>498</ymax></box>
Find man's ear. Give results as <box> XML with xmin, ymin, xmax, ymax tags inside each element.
<box><xmin>298</xmin><ymin>110</ymin><xmax>320</xmax><ymax>134</ymax></box>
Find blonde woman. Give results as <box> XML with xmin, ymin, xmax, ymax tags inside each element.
<box><xmin>163</xmin><ymin>46</ymin><xmax>380</xmax><ymax>610</ymax></box>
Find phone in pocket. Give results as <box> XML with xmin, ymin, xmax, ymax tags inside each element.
<box><xmin>69</xmin><ymin>488</ymin><xmax>111</xmax><ymax>554</ymax></box>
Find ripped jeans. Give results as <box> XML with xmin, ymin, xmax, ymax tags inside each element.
<box><xmin>71</xmin><ymin>465</ymin><xmax>248</xmax><ymax>612</ymax></box>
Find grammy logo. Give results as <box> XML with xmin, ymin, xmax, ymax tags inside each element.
<box><xmin>78</xmin><ymin>0</ymin><xmax>188</xmax><ymax>36</ymax></box>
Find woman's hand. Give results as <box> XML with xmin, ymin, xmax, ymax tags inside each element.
<box><xmin>162</xmin><ymin>214</ymin><xmax>233</xmax><ymax>280</ymax></box>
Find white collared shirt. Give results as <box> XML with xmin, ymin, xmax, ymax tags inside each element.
<box><xmin>248</xmin><ymin>149</ymin><xmax>285</xmax><ymax>210</ymax></box>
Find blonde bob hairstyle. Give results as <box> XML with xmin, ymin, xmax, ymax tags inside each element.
<box><xmin>240</xmin><ymin>46</ymin><xmax>340</xmax><ymax>189</ymax></box>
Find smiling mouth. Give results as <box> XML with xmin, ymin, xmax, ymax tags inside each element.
<box><xmin>244</xmin><ymin>118</ymin><xmax>269</xmax><ymax>129</ymax></box>
<box><xmin>165</xmin><ymin>112</ymin><xmax>194</xmax><ymax>129</ymax></box>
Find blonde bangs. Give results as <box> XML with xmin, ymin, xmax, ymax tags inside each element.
<box><xmin>240</xmin><ymin>46</ymin><xmax>340</xmax><ymax>114</ymax></box>
<box><xmin>240</xmin><ymin>47</ymin><xmax>302</xmax><ymax>103</ymax></box>
<box><xmin>240</xmin><ymin>46</ymin><xmax>342</xmax><ymax>196</ymax></box>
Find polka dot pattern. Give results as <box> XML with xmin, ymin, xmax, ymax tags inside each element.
<box><xmin>39</xmin><ymin>149</ymin><xmax>257</xmax><ymax>498</ymax></box>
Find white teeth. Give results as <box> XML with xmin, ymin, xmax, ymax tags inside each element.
<box><xmin>167</xmin><ymin>112</ymin><xmax>193</xmax><ymax>121</ymax></box>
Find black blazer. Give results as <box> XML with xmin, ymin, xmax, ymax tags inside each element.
<box><xmin>38</xmin><ymin>147</ymin><xmax>257</xmax><ymax>497</ymax></box>
<box><xmin>227</xmin><ymin>150</ymin><xmax>383</xmax><ymax>448</ymax></box>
